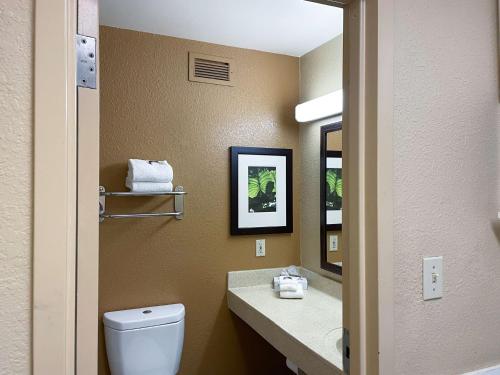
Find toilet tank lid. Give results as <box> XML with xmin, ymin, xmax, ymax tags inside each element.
<box><xmin>103</xmin><ymin>304</ymin><xmax>185</xmax><ymax>331</ymax></box>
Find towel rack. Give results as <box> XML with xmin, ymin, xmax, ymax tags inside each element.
<box><xmin>99</xmin><ymin>185</ymin><xmax>186</xmax><ymax>222</ymax></box>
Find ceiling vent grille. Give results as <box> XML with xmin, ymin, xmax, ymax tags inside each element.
<box><xmin>189</xmin><ymin>53</ymin><xmax>234</xmax><ymax>86</ymax></box>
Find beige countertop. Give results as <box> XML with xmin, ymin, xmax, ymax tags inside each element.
<box><xmin>227</xmin><ymin>267</ymin><xmax>343</xmax><ymax>375</ymax></box>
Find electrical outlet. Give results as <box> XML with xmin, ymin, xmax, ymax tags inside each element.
<box><xmin>329</xmin><ymin>235</ymin><xmax>339</xmax><ymax>251</ymax></box>
<box><xmin>256</xmin><ymin>239</ymin><xmax>265</xmax><ymax>257</ymax></box>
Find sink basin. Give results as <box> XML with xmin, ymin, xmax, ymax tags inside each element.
<box><xmin>323</xmin><ymin>328</ymin><xmax>343</xmax><ymax>369</ymax></box>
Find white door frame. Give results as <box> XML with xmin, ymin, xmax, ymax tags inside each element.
<box><xmin>374</xmin><ymin>1</ymin><xmax>395</xmax><ymax>373</ymax></box>
<box><xmin>75</xmin><ymin>0</ymin><xmax>100</xmax><ymax>373</ymax></box>
<box><xmin>32</xmin><ymin>1</ymin><xmax>394</xmax><ymax>374</ymax></box>
<box><xmin>33</xmin><ymin>0</ymin><xmax>77</xmax><ymax>373</ymax></box>
<box><xmin>33</xmin><ymin>0</ymin><xmax>99</xmax><ymax>374</ymax></box>
<box><xmin>344</xmin><ymin>1</ymin><xmax>395</xmax><ymax>373</ymax></box>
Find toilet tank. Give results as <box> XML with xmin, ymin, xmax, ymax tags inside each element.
<box><xmin>104</xmin><ymin>304</ymin><xmax>185</xmax><ymax>375</ymax></box>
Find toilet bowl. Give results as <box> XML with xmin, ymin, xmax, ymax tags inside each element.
<box><xmin>104</xmin><ymin>304</ymin><xmax>185</xmax><ymax>375</ymax></box>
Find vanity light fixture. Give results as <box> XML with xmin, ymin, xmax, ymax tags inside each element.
<box><xmin>295</xmin><ymin>89</ymin><xmax>343</xmax><ymax>123</ymax></box>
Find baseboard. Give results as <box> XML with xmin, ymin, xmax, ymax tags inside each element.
<box><xmin>463</xmin><ymin>364</ymin><xmax>500</xmax><ymax>375</ymax></box>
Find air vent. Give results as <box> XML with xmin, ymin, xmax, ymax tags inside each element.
<box><xmin>189</xmin><ymin>53</ymin><xmax>234</xmax><ymax>87</ymax></box>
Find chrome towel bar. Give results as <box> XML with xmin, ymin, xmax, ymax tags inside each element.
<box><xmin>99</xmin><ymin>185</ymin><xmax>186</xmax><ymax>222</ymax></box>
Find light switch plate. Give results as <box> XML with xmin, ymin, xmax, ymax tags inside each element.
<box><xmin>423</xmin><ymin>256</ymin><xmax>443</xmax><ymax>300</ymax></box>
<box><xmin>329</xmin><ymin>235</ymin><xmax>338</xmax><ymax>251</ymax></box>
<box><xmin>256</xmin><ymin>239</ymin><xmax>265</xmax><ymax>257</ymax></box>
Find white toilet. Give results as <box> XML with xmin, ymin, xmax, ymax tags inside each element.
<box><xmin>104</xmin><ymin>304</ymin><xmax>185</xmax><ymax>375</ymax></box>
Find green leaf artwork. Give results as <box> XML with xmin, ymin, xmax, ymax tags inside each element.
<box><xmin>248</xmin><ymin>167</ymin><xmax>277</xmax><ymax>213</ymax></box>
<box><xmin>326</xmin><ymin>168</ymin><xmax>342</xmax><ymax>210</ymax></box>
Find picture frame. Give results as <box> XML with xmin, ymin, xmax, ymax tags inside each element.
<box><xmin>230</xmin><ymin>147</ymin><xmax>293</xmax><ymax>235</ymax></box>
<box><xmin>320</xmin><ymin>122</ymin><xmax>343</xmax><ymax>275</ymax></box>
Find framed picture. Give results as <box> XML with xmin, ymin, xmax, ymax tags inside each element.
<box><xmin>230</xmin><ymin>147</ymin><xmax>293</xmax><ymax>235</ymax></box>
<box><xmin>325</xmin><ymin>150</ymin><xmax>342</xmax><ymax>230</ymax></box>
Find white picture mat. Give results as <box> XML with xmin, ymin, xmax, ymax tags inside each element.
<box><xmin>327</xmin><ymin>210</ymin><xmax>342</xmax><ymax>225</ymax></box>
<box><xmin>238</xmin><ymin>154</ymin><xmax>287</xmax><ymax>228</ymax></box>
<box><xmin>327</xmin><ymin>157</ymin><xmax>342</xmax><ymax>169</ymax></box>
<box><xmin>326</xmin><ymin>156</ymin><xmax>342</xmax><ymax>225</ymax></box>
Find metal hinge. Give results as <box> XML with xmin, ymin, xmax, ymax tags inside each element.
<box><xmin>76</xmin><ymin>34</ymin><xmax>96</xmax><ymax>89</ymax></box>
<box><xmin>343</xmin><ymin>328</ymin><xmax>350</xmax><ymax>374</ymax></box>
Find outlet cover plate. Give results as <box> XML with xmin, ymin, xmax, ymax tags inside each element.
<box><xmin>423</xmin><ymin>256</ymin><xmax>443</xmax><ymax>300</ymax></box>
<box><xmin>329</xmin><ymin>235</ymin><xmax>339</xmax><ymax>251</ymax></box>
<box><xmin>256</xmin><ymin>239</ymin><xmax>265</xmax><ymax>257</ymax></box>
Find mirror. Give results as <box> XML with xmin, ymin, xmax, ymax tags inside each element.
<box><xmin>320</xmin><ymin>122</ymin><xmax>343</xmax><ymax>274</ymax></box>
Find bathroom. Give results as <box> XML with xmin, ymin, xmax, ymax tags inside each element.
<box><xmin>98</xmin><ymin>0</ymin><xmax>345</xmax><ymax>374</ymax></box>
<box><xmin>7</xmin><ymin>0</ymin><xmax>500</xmax><ymax>374</ymax></box>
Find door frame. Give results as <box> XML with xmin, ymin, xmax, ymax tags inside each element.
<box><xmin>33</xmin><ymin>0</ymin><xmax>99</xmax><ymax>374</ymax></box>
<box><xmin>32</xmin><ymin>0</ymin><xmax>395</xmax><ymax>374</ymax></box>
<box><xmin>343</xmin><ymin>1</ymin><xmax>395</xmax><ymax>373</ymax></box>
<box><xmin>33</xmin><ymin>0</ymin><xmax>77</xmax><ymax>373</ymax></box>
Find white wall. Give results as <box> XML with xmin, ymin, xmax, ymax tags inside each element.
<box><xmin>0</xmin><ymin>0</ymin><xmax>32</xmax><ymax>373</ymax></box>
<box><xmin>393</xmin><ymin>1</ymin><xmax>500</xmax><ymax>374</ymax></box>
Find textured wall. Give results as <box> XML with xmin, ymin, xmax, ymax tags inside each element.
<box><xmin>0</xmin><ymin>0</ymin><xmax>32</xmax><ymax>374</ymax></box>
<box><xmin>299</xmin><ymin>35</ymin><xmax>343</xmax><ymax>103</ymax></box>
<box><xmin>299</xmin><ymin>34</ymin><xmax>343</xmax><ymax>278</ymax></box>
<box><xmin>393</xmin><ymin>1</ymin><xmax>500</xmax><ymax>373</ymax></box>
<box><xmin>99</xmin><ymin>27</ymin><xmax>300</xmax><ymax>374</ymax></box>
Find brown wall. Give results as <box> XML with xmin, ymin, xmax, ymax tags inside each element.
<box><xmin>327</xmin><ymin>130</ymin><xmax>342</xmax><ymax>152</ymax></box>
<box><xmin>99</xmin><ymin>26</ymin><xmax>300</xmax><ymax>375</ymax></box>
<box><xmin>326</xmin><ymin>230</ymin><xmax>343</xmax><ymax>264</ymax></box>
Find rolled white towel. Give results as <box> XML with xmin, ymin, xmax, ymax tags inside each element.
<box><xmin>280</xmin><ymin>284</ymin><xmax>304</xmax><ymax>299</ymax></box>
<box><xmin>125</xmin><ymin>178</ymin><xmax>173</xmax><ymax>193</ymax></box>
<box><xmin>127</xmin><ymin>159</ymin><xmax>173</xmax><ymax>183</ymax></box>
<box><xmin>273</xmin><ymin>276</ymin><xmax>308</xmax><ymax>291</ymax></box>
<box><xmin>273</xmin><ymin>277</ymin><xmax>280</xmax><ymax>291</ymax></box>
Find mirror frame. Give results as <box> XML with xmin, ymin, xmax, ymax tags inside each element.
<box><xmin>320</xmin><ymin>121</ymin><xmax>343</xmax><ymax>275</ymax></box>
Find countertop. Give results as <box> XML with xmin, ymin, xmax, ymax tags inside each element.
<box><xmin>227</xmin><ymin>267</ymin><xmax>343</xmax><ymax>375</ymax></box>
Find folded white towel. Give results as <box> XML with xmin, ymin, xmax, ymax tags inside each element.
<box><xmin>279</xmin><ymin>282</ymin><xmax>300</xmax><ymax>292</ymax></box>
<box><xmin>125</xmin><ymin>178</ymin><xmax>173</xmax><ymax>193</ymax></box>
<box><xmin>127</xmin><ymin>159</ymin><xmax>173</xmax><ymax>183</ymax></box>
<box><xmin>280</xmin><ymin>284</ymin><xmax>304</xmax><ymax>299</ymax></box>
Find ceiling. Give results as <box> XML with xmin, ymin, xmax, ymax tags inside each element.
<box><xmin>99</xmin><ymin>0</ymin><xmax>343</xmax><ymax>57</ymax></box>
